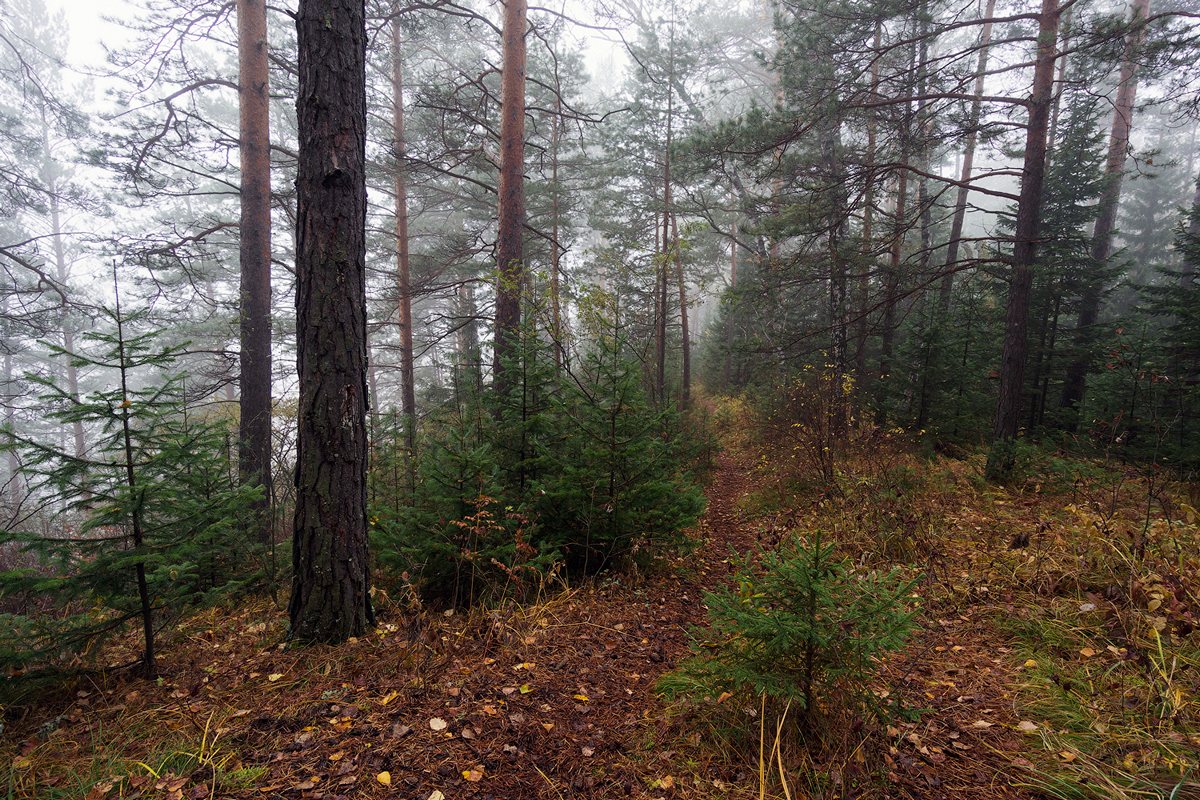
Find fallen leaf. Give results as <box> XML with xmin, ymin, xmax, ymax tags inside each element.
<box><xmin>11</xmin><ymin>756</ymin><xmax>31</xmax><ymax>770</ymax></box>
<box><xmin>429</xmin><ymin>792</ymin><xmax>446</xmax><ymax>800</ymax></box>
<box><xmin>1079</xmin><ymin>647</ymin><xmax>1096</xmax><ymax>658</ymax></box>
<box><xmin>519</xmin><ymin>683</ymin><xmax>533</xmax><ymax>694</ymax></box>
<box><xmin>376</xmin><ymin>771</ymin><xmax>392</xmax><ymax>786</ymax></box>
<box><xmin>429</xmin><ymin>717</ymin><xmax>448</xmax><ymax>731</ymax></box>
<box><xmin>656</xmin><ymin>775</ymin><xmax>676</xmax><ymax>789</ymax></box>
<box><xmin>463</xmin><ymin>766</ymin><xmax>484</xmax><ymax>782</ymax></box>
<box><xmin>716</xmin><ymin>691</ymin><xmax>733</xmax><ymax>704</ymax></box>
<box><xmin>1023</xmin><ymin>659</ymin><xmax>1038</xmax><ymax>669</ymax></box>
<box><xmin>969</xmin><ymin>720</ymin><xmax>994</xmax><ymax>729</ymax></box>
<box><xmin>85</xmin><ymin>782</ymin><xmax>115</xmax><ymax>800</ymax></box>
<box><xmin>1058</xmin><ymin>751</ymin><xmax>1077</xmax><ymax>763</ymax></box>
<box><xmin>328</xmin><ymin>750</ymin><xmax>345</xmax><ymax>762</ymax></box>
<box><xmin>573</xmin><ymin>693</ymin><xmax>590</xmax><ymax>702</ymax></box>
<box><xmin>581</xmin><ymin>746</ymin><xmax>595</xmax><ymax>757</ymax></box>
<box><xmin>541</xmin><ymin>722</ymin><xmax>555</xmax><ymax>732</ymax></box>
<box><xmin>1017</xmin><ymin>720</ymin><xmax>1039</xmax><ymax>734</ymax></box>
<box><xmin>267</xmin><ymin>673</ymin><xmax>283</xmax><ymax>682</ymax></box>
<box><xmin>379</xmin><ymin>690</ymin><xmax>399</xmax><ymax>706</ymax></box>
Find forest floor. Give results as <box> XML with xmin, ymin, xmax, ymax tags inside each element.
<box><xmin>3</xmin><ymin>407</ymin><xmax>1200</xmax><ymax>800</ymax></box>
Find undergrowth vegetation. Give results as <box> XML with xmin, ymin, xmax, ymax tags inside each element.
<box><xmin>655</xmin><ymin>386</ymin><xmax>1200</xmax><ymax>800</ymax></box>
<box><xmin>659</xmin><ymin>531</ymin><xmax>919</xmax><ymax>736</ymax></box>
<box><xmin>369</xmin><ymin>313</ymin><xmax>708</xmax><ymax>606</ymax></box>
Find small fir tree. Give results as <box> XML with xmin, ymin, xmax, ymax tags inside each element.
<box><xmin>660</xmin><ymin>531</ymin><xmax>918</xmax><ymax>734</ymax></box>
<box><xmin>0</xmin><ymin>280</ymin><xmax>261</xmax><ymax>676</ymax></box>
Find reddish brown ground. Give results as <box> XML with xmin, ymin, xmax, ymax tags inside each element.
<box><xmin>3</xmin><ymin>449</ymin><xmax>1041</xmax><ymax>800</ymax></box>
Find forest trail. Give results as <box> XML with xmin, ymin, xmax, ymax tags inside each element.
<box><xmin>3</xmin><ymin>446</ymin><xmax>1063</xmax><ymax>800</ymax></box>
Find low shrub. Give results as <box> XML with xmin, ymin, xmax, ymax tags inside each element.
<box><xmin>659</xmin><ymin>531</ymin><xmax>920</xmax><ymax>738</ymax></box>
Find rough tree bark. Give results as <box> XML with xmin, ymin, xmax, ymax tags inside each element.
<box><xmin>491</xmin><ymin>0</ymin><xmax>528</xmax><ymax>392</ymax></box>
<box><xmin>986</xmin><ymin>0</ymin><xmax>1060</xmax><ymax>480</ymax></box>
<box><xmin>1059</xmin><ymin>0</ymin><xmax>1152</xmax><ymax>424</ymax></box>
<box><xmin>236</xmin><ymin>0</ymin><xmax>273</xmax><ymax>543</ymax></box>
<box><xmin>288</xmin><ymin>0</ymin><xmax>373</xmax><ymax>643</ymax></box>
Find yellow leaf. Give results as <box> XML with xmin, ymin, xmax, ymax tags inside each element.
<box><xmin>380</xmin><ymin>690</ymin><xmax>399</xmax><ymax>706</ymax></box>
<box><xmin>462</xmin><ymin>766</ymin><xmax>484</xmax><ymax>782</ymax></box>
<box><xmin>267</xmin><ymin>673</ymin><xmax>283</xmax><ymax>682</ymax></box>
<box><xmin>519</xmin><ymin>684</ymin><xmax>533</xmax><ymax>694</ymax></box>
<box><xmin>1023</xmin><ymin>659</ymin><xmax>1038</xmax><ymax>669</ymax></box>
<box><xmin>514</xmin><ymin>662</ymin><xmax>535</xmax><ymax>670</ymax></box>
<box><xmin>1148</xmin><ymin>598</ymin><xmax>1162</xmax><ymax>612</ymax></box>
<box><xmin>1079</xmin><ymin>647</ymin><xmax>1096</xmax><ymax>658</ymax></box>
<box><xmin>376</xmin><ymin>771</ymin><xmax>392</xmax><ymax>786</ymax></box>
<box><xmin>428</xmin><ymin>792</ymin><xmax>445</xmax><ymax>800</ymax></box>
<box><xmin>541</xmin><ymin>722</ymin><xmax>555</xmax><ymax>732</ymax></box>
<box><xmin>573</xmin><ymin>693</ymin><xmax>590</xmax><ymax>702</ymax></box>
<box><xmin>656</xmin><ymin>775</ymin><xmax>676</xmax><ymax>789</ymax></box>
<box><xmin>11</xmin><ymin>756</ymin><xmax>31</xmax><ymax>770</ymax></box>
<box><xmin>329</xmin><ymin>750</ymin><xmax>345</xmax><ymax>762</ymax></box>
<box><xmin>716</xmin><ymin>691</ymin><xmax>733</xmax><ymax>704</ymax></box>
<box><xmin>1058</xmin><ymin>751</ymin><xmax>1077</xmax><ymax>763</ymax></box>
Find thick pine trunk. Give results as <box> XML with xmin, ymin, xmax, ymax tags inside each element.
<box><xmin>987</xmin><ymin>0</ymin><xmax>1059</xmax><ymax>480</ymax></box>
<box><xmin>1059</xmin><ymin>0</ymin><xmax>1151</xmax><ymax>424</ymax></box>
<box><xmin>237</xmin><ymin>0</ymin><xmax>273</xmax><ymax>544</ymax></box>
<box><xmin>391</xmin><ymin>16</ymin><xmax>416</xmax><ymax>480</ymax></box>
<box><xmin>289</xmin><ymin>0</ymin><xmax>373</xmax><ymax>643</ymax></box>
<box><xmin>492</xmin><ymin>0</ymin><xmax>528</xmax><ymax>391</ymax></box>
